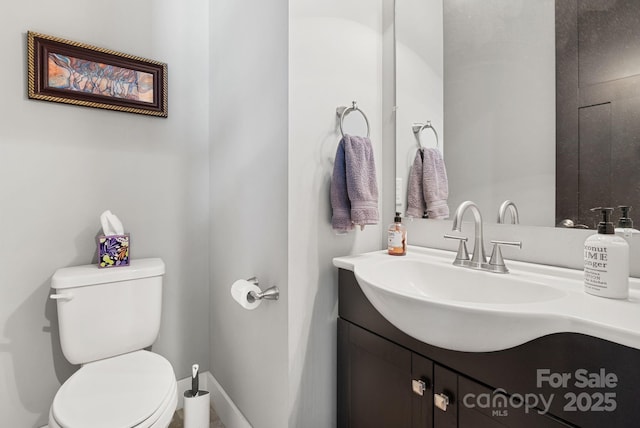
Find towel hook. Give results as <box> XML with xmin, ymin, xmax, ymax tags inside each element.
<box><xmin>412</xmin><ymin>121</ymin><xmax>439</xmax><ymax>149</ymax></box>
<box><xmin>336</xmin><ymin>101</ymin><xmax>371</xmax><ymax>138</ymax></box>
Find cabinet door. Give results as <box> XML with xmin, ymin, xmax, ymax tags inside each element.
<box><xmin>338</xmin><ymin>320</ymin><xmax>413</xmax><ymax>428</ymax></box>
<box><xmin>412</xmin><ymin>353</ymin><xmax>434</xmax><ymax>428</ymax></box>
<box><xmin>458</xmin><ymin>376</ymin><xmax>572</xmax><ymax>428</ymax></box>
<box><xmin>433</xmin><ymin>365</ymin><xmax>458</xmax><ymax>428</ymax></box>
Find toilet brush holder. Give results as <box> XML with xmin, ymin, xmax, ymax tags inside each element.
<box><xmin>183</xmin><ymin>390</ymin><xmax>210</xmax><ymax>428</ymax></box>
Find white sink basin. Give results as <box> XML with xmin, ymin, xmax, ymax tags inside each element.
<box><xmin>334</xmin><ymin>246</ymin><xmax>640</xmax><ymax>352</ymax></box>
<box><xmin>363</xmin><ymin>258</ymin><xmax>566</xmax><ymax>305</ymax></box>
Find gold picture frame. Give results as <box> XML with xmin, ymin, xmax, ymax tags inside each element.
<box><xmin>27</xmin><ymin>31</ymin><xmax>168</xmax><ymax>117</ymax></box>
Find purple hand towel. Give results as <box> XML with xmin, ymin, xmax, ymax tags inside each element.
<box><xmin>423</xmin><ymin>148</ymin><xmax>449</xmax><ymax>219</ymax></box>
<box><xmin>344</xmin><ymin>135</ymin><xmax>379</xmax><ymax>228</ymax></box>
<box><xmin>406</xmin><ymin>149</ymin><xmax>426</xmax><ymax>218</ymax></box>
<box><xmin>330</xmin><ymin>135</ymin><xmax>379</xmax><ymax>232</ymax></box>
<box><xmin>330</xmin><ymin>138</ymin><xmax>353</xmax><ymax>232</ymax></box>
<box><xmin>405</xmin><ymin>148</ymin><xmax>449</xmax><ymax>219</ymax></box>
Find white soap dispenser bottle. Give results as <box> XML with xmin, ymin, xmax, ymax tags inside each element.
<box><xmin>584</xmin><ymin>207</ymin><xmax>629</xmax><ymax>299</ymax></box>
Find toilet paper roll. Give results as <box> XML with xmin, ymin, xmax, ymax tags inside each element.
<box><xmin>230</xmin><ymin>279</ymin><xmax>262</xmax><ymax>310</ymax></box>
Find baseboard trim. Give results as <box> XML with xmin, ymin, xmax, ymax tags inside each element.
<box><xmin>176</xmin><ymin>371</ymin><xmax>251</xmax><ymax>428</ymax></box>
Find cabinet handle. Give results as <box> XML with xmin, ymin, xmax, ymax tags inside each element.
<box><xmin>434</xmin><ymin>392</ymin><xmax>450</xmax><ymax>411</ymax></box>
<box><xmin>412</xmin><ymin>379</ymin><xmax>427</xmax><ymax>396</ymax></box>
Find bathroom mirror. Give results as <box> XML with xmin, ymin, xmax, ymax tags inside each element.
<box><xmin>395</xmin><ymin>0</ymin><xmax>640</xmax><ymax>228</ymax></box>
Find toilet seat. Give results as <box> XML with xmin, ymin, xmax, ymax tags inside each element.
<box><xmin>50</xmin><ymin>350</ymin><xmax>177</xmax><ymax>428</ymax></box>
<box><xmin>49</xmin><ymin>386</ymin><xmax>177</xmax><ymax>428</ymax></box>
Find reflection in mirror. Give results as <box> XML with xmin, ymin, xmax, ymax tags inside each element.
<box><xmin>444</xmin><ymin>0</ymin><xmax>555</xmax><ymax>227</ymax></box>
<box><xmin>396</xmin><ymin>0</ymin><xmax>640</xmax><ymax>229</ymax></box>
<box><xmin>396</xmin><ymin>0</ymin><xmax>554</xmax><ymax>227</ymax></box>
<box><xmin>557</xmin><ymin>0</ymin><xmax>640</xmax><ymax>228</ymax></box>
<box><xmin>395</xmin><ymin>0</ymin><xmax>443</xmax><ymax>218</ymax></box>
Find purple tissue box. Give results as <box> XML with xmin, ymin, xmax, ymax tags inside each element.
<box><xmin>98</xmin><ymin>234</ymin><xmax>130</xmax><ymax>268</ymax></box>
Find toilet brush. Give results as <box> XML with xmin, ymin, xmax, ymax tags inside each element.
<box><xmin>191</xmin><ymin>364</ymin><xmax>199</xmax><ymax>397</ymax></box>
<box><xmin>184</xmin><ymin>363</ymin><xmax>209</xmax><ymax>428</ymax></box>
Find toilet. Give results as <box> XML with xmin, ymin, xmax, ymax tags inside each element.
<box><xmin>48</xmin><ymin>258</ymin><xmax>177</xmax><ymax>428</ymax></box>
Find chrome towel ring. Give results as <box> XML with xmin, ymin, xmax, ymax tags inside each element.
<box><xmin>412</xmin><ymin>121</ymin><xmax>439</xmax><ymax>149</ymax></box>
<box><xmin>336</xmin><ymin>101</ymin><xmax>371</xmax><ymax>138</ymax></box>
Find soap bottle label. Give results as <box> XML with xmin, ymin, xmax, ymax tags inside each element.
<box><xmin>388</xmin><ymin>230</ymin><xmax>403</xmax><ymax>248</ymax></box>
<box><xmin>583</xmin><ymin>241</ymin><xmax>629</xmax><ymax>299</ymax></box>
<box><xmin>584</xmin><ymin>245</ymin><xmax>608</xmax><ymax>291</ymax></box>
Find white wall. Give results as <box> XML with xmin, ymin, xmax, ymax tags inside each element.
<box><xmin>444</xmin><ymin>0</ymin><xmax>556</xmax><ymax>226</ymax></box>
<box><xmin>209</xmin><ymin>1</ymin><xmax>289</xmax><ymax>427</ymax></box>
<box><xmin>209</xmin><ymin>2</ymin><xmax>391</xmax><ymax>427</ymax></box>
<box><xmin>0</xmin><ymin>1</ymin><xmax>211</xmax><ymax>426</ymax></box>
<box><xmin>288</xmin><ymin>1</ymin><xmax>388</xmax><ymax>426</ymax></box>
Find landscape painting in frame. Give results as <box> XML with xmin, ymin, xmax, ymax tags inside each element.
<box><xmin>27</xmin><ymin>31</ymin><xmax>168</xmax><ymax>117</ymax></box>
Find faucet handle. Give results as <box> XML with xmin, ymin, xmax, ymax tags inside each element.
<box><xmin>487</xmin><ymin>240</ymin><xmax>522</xmax><ymax>273</ymax></box>
<box><xmin>444</xmin><ymin>234</ymin><xmax>470</xmax><ymax>266</ymax></box>
<box><xmin>490</xmin><ymin>240</ymin><xmax>522</xmax><ymax>248</ymax></box>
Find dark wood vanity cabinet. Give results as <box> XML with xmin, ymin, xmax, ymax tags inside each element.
<box><xmin>338</xmin><ymin>318</ymin><xmax>413</xmax><ymax>427</ymax></box>
<box><xmin>338</xmin><ymin>319</ymin><xmax>567</xmax><ymax>428</ymax></box>
<box><xmin>337</xmin><ymin>268</ymin><xmax>640</xmax><ymax>428</ymax></box>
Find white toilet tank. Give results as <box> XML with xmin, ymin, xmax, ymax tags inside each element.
<box><xmin>51</xmin><ymin>258</ymin><xmax>165</xmax><ymax>365</ymax></box>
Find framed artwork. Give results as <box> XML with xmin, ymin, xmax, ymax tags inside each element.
<box><xmin>27</xmin><ymin>31</ymin><xmax>168</xmax><ymax>117</ymax></box>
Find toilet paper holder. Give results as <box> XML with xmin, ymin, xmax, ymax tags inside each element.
<box><xmin>246</xmin><ymin>277</ymin><xmax>280</xmax><ymax>303</ymax></box>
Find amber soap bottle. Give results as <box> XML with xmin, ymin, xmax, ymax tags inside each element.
<box><xmin>388</xmin><ymin>212</ymin><xmax>407</xmax><ymax>256</ymax></box>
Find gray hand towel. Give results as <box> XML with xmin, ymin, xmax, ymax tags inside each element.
<box><xmin>330</xmin><ymin>135</ymin><xmax>379</xmax><ymax>232</ymax></box>
<box><xmin>344</xmin><ymin>135</ymin><xmax>379</xmax><ymax>228</ymax></box>
<box><xmin>405</xmin><ymin>148</ymin><xmax>449</xmax><ymax>219</ymax></box>
<box><xmin>330</xmin><ymin>138</ymin><xmax>353</xmax><ymax>232</ymax></box>
<box><xmin>423</xmin><ymin>148</ymin><xmax>449</xmax><ymax>219</ymax></box>
<box><xmin>406</xmin><ymin>149</ymin><xmax>426</xmax><ymax>218</ymax></box>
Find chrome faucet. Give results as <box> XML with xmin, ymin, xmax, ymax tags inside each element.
<box><xmin>446</xmin><ymin>201</ymin><xmax>487</xmax><ymax>269</ymax></box>
<box><xmin>497</xmin><ymin>200</ymin><xmax>519</xmax><ymax>224</ymax></box>
<box><xmin>445</xmin><ymin>201</ymin><xmax>522</xmax><ymax>273</ymax></box>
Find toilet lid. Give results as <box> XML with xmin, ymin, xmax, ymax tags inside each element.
<box><xmin>52</xmin><ymin>350</ymin><xmax>176</xmax><ymax>428</ymax></box>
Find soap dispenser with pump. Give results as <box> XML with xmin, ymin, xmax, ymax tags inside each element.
<box><xmin>615</xmin><ymin>205</ymin><xmax>640</xmax><ymax>242</ymax></box>
<box><xmin>584</xmin><ymin>207</ymin><xmax>629</xmax><ymax>299</ymax></box>
<box><xmin>388</xmin><ymin>212</ymin><xmax>407</xmax><ymax>256</ymax></box>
